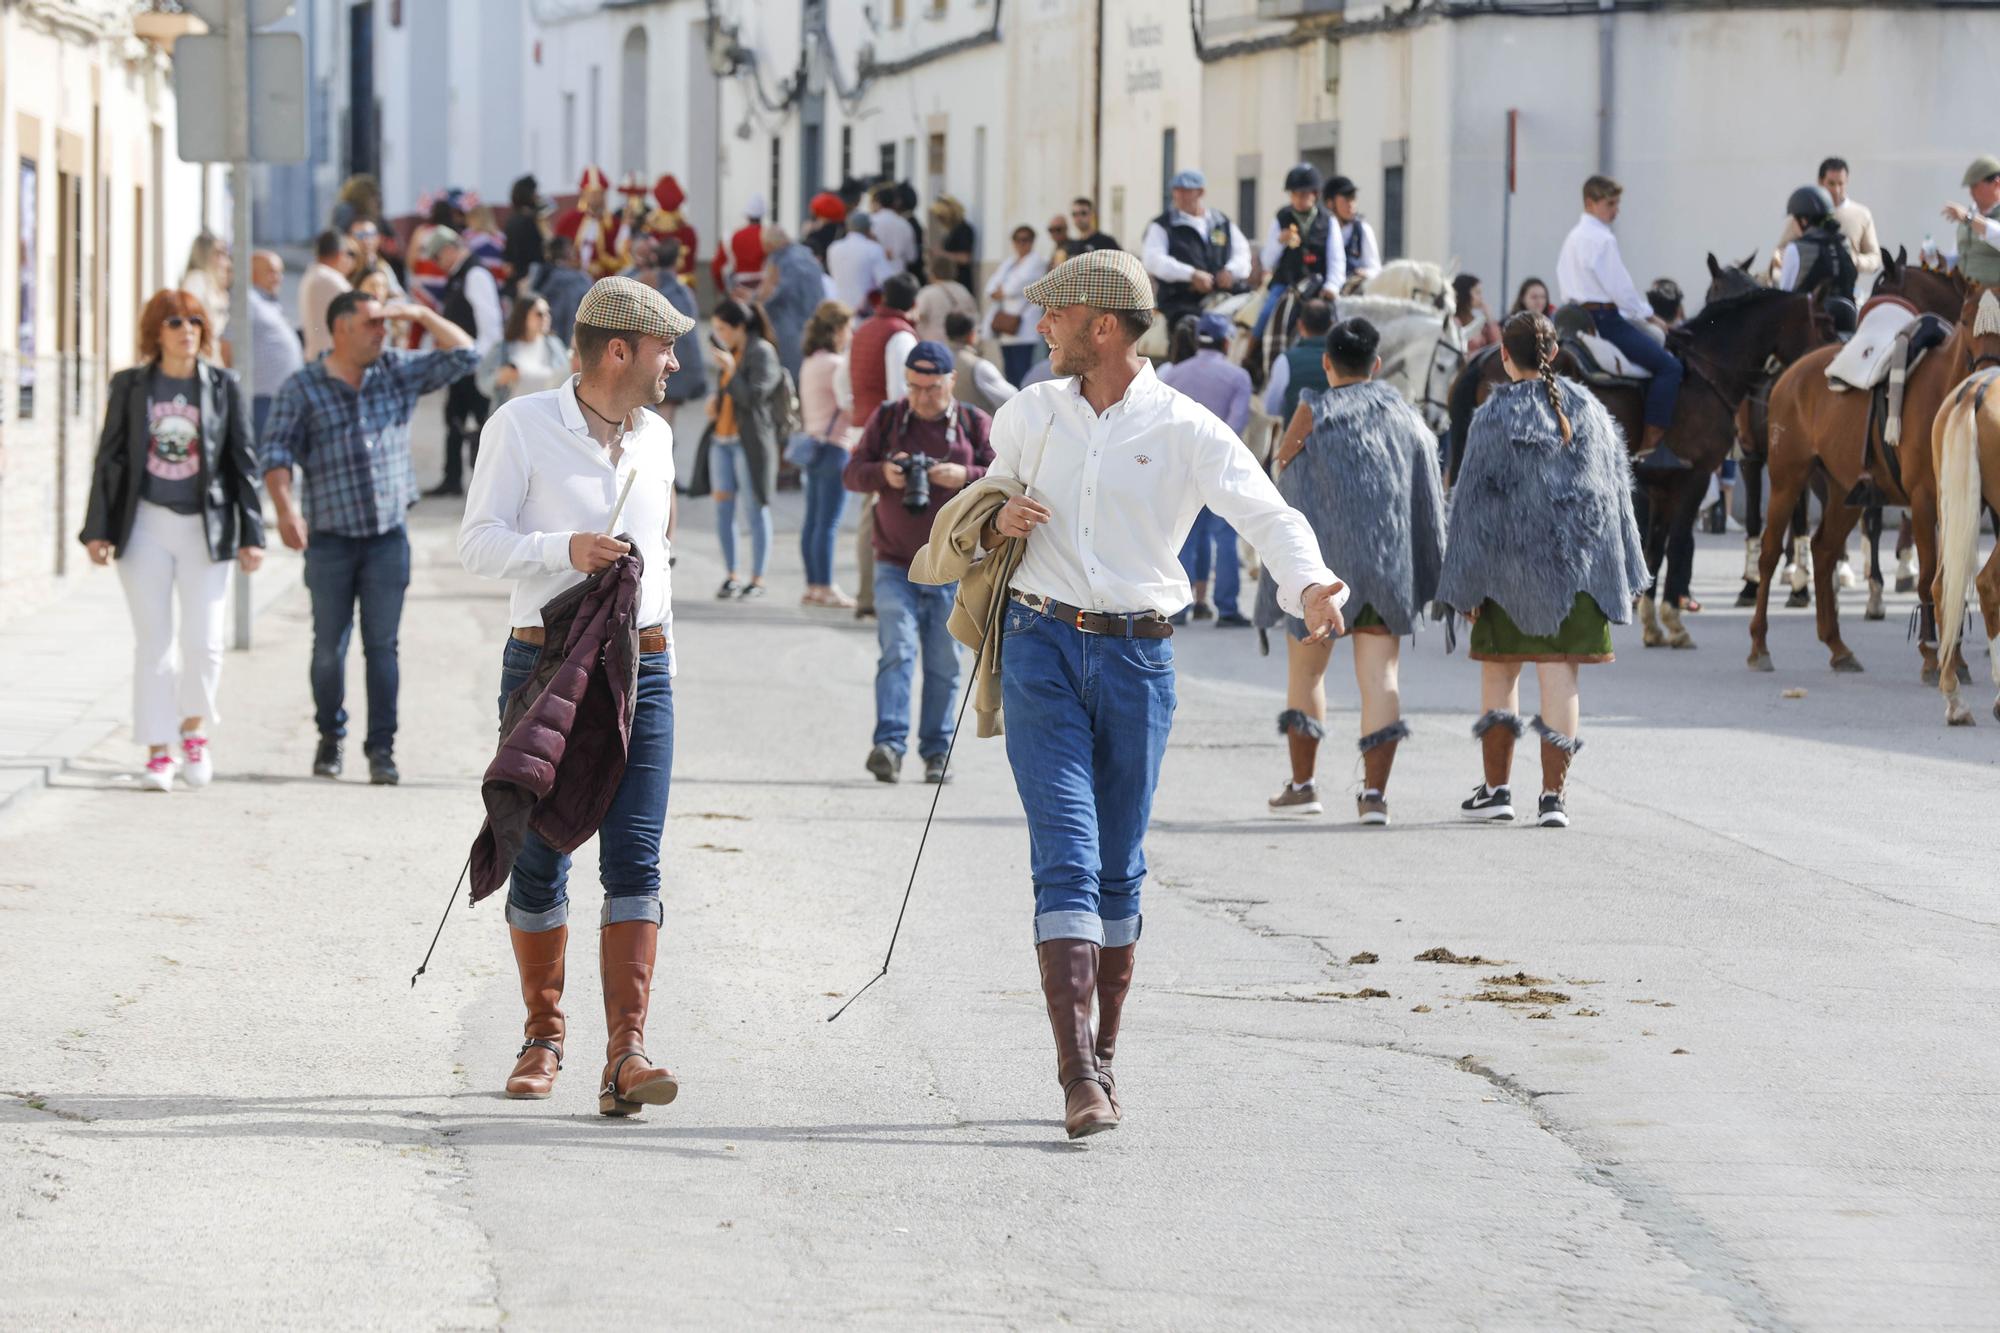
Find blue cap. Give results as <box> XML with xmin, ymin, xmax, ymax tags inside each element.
<box><xmin>905</xmin><ymin>339</ymin><xmax>955</xmax><ymax>375</ymax></box>
<box><xmin>1195</xmin><ymin>312</ymin><xmax>1234</xmax><ymax>347</ymax></box>
<box><xmin>1169</xmin><ymin>169</ymin><xmax>1206</xmax><ymax>191</ymax></box>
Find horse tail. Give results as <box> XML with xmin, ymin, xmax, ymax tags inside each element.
<box><xmin>1446</xmin><ymin>345</ymin><xmax>1493</xmax><ymax>483</ymax></box>
<box><xmin>1933</xmin><ymin>370</ymin><xmax>1993</xmax><ymax>677</ymax></box>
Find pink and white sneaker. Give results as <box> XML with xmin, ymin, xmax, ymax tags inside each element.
<box><xmin>180</xmin><ymin>734</ymin><xmax>213</xmax><ymax>789</ymax></box>
<box><xmin>141</xmin><ymin>752</ymin><xmax>177</xmax><ymax>793</ymax></box>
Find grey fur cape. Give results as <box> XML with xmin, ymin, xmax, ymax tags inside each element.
<box><xmin>1435</xmin><ymin>377</ymin><xmax>1649</xmax><ymax>635</ymax></box>
<box><xmin>1253</xmin><ymin>379</ymin><xmax>1445</xmax><ymax>638</ymax></box>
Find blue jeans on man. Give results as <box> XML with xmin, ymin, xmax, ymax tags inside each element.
<box><xmin>1000</xmin><ymin>601</ymin><xmax>1176</xmax><ymax>947</ymax></box>
<box><xmin>873</xmin><ymin>559</ymin><xmax>961</xmax><ymax>759</ymax></box>
<box><xmin>302</xmin><ymin>527</ymin><xmax>409</xmax><ymax>756</ymax></box>
<box><xmin>1177</xmin><ymin>508</ymin><xmax>1241</xmax><ymax>616</ymax></box>
<box><xmin>497</xmin><ymin>637</ymin><xmax>675</xmax><ymax>931</ymax></box>
<box><xmin>1589</xmin><ymin>307</ymin><xmax>1682</xmax><ymax>429</ymax></box>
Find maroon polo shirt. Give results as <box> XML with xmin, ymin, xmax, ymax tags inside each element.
<box><xmin>842</xmin><ymin>399</ymin><xmax>995</xmax><ymax>568</ymax></box>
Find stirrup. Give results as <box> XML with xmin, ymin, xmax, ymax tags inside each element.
<box><xmin>515</xmin><ymin>1037</ymin><xmax>562</xmax><ymax>1068</ymax></box>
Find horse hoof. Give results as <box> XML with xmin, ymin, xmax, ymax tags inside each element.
<box><xmin>1831</xmin><ymin>654</ymin><xmax>1864</xmax><ymax>674</ymax></box>
<box><xmin>1946</xmin><ymin>704</ymin><xmax>1975</xmax><ymax>727</ymax></box>
<box><xmin>1748</xmin><ymin>652</ymin><xmax>1775</xmax><ymax>673</ymax></box>
<box><xmin>1785</xmin><ymin>590</ymin><xmax>1810</xmax><ymax>610</ymax></box>
<box><xmin>1895</xmin><ymin>576</ymin><xmax>1916</xmax><ymax>594</ymax></box>
<box><xmin>1735</xmin><ymin>584</ymin><xmax>1758</xmax><ymax>608</ymax></box>
<box><xmin>1642</xmin><ymin>628</ymin><xmax>1666</xmax><ymax>648</ymax></box>
<box><xmin>1992</xmin><ymin>699</ymin><xmax>2000</xmax><ymax>723</ymax></box>
<box><xmin>1864</xmin><ymin>605</ymin><xmax>1887</xmax><ymax>622</ymax></box>
<box><xmin>1669</xmin><ymin>634</ymin><xmax>1696</xmax><ymax>650</ymax></box>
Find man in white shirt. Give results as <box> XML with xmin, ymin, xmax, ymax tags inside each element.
<box><xmin>1141</xmin><ymin>169</ymin><xmax>1252</xmax><ymax>331</ymax></box>
<box><xmin>1555</xmin><ymin>174</ymin><xmax>1686</xmax><ymax>470</ymax></box>
<box><xmin>827</xmin><ymin>213</ymin><xmax>896</xmax><ymax>310</ymax></box>
<box><xmin>1770</xmin><ymin>156</ymin><xmax>1881</xmax><ymax>284</ymax></box>
<box><xmin>1326</xmin><ymin>176</ymin><xmax>1383</xmax><ymax>291</ymax></box>
<box><xmin>297</xmin><ymin>229</ymin><xmax>356</xmax><ymax>362</ymax></box>
<box><xmin>458</xmin><ymin>276</ymin><xmax>692</xmax><ymax>1116</ymax></box>
<box><xmin>977</xmin><ymin>249</ymin><xmax>1346</xmax><ymax>1139</ymax></box>
<box><xmin>421</xmin><ymin>226</ymin><xmax>506</xmax><ymax>497</ymax></box>
<box><xmin>870</xmin><ymin>183</ymin><xmax>918</xmax><ymax>272</ymax></box>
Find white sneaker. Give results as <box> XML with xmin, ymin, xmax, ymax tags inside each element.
<box><xmin>180</xmin><ymin>734</ymin><xmax>213</xmax><ymax>789</ymax></box>
<box><xmin>140</xmin><ymin>753</ymin><xmax>177</xmax><ymax>793</ymax></box>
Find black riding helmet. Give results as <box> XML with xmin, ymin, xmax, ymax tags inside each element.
<box><xmin>1327</xmin><ymin>175</ymin><xmax>1359</xmax><ymax>200</ymax></box>
<box><xmin>1284</xmin><ymin>163</ymin><xmax>1322</xmax><ymax>194</ymax></box>
<box><xmin>1787</xmin><ymin>184</ymin><xmax>1834</xmax><ymax>224</ymax></box>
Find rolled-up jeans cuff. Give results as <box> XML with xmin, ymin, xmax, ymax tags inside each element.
<box><xmin>1101</xmin><ymin>913</ymin><xmax>1143</xmax><ymax>948</ymax></box>
<box><xmin>602</xmin><ymin>895</ymin><xmax>664</xmax><ymax>928</ymax></box>
<box><xmin>506</xmin><ymin>899</ymin><xmax>568</xmax><ymax>933</ymax></box>
<box><xmin>1033</xmin><ymin>909</ymin><xmax>1104</xmax><ymax>946</ymax></box>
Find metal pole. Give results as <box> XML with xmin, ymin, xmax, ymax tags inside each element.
<box><xmin>1499</xmin><ymin>111</ymin><xmax>1514</xmax><ymax>308</ymax></box>
<box><xmin>229</xmin><ymin>0</ymin><xmax>255</xmax><ymax>651</ymax></box>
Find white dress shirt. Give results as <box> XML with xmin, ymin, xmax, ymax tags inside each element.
<box><xmin>966</xmin><ymin>352</ymin><xmax>1018</xmax><ymax>407</ymax></box>
<box><xmin>984</xmin><ymin>251</ymin><xmax>1050</xmax><ymax>345</ymax></box>
<box><xmin>462</xmin><ymin>262</ymin><xmax>504</xmax><ymax>357</ymax></box>
<box><xmin>827</xmin><ymin>232</ymin><xmax>896</xmax><ymax>309</ymax></box>
<box><xmin>872</xmin><ymin>209</ymin><xmax>918</xmax><ymax>268</ymax></box>
<box><xmin>1339</xmin><ymin>217</ymin><xmax>1382</xmax><ymax>282</ymax></box>
<box><xmin>1556</xmin><ymin>213</ymin><xmax>1651</xmax><ymax>321</ymax></box>
<box><xmin>1260</xmin><ymin>215</ymin><xmax>1344</xmax><ymax>295</ymax></box>
<box><xmin>986</xmin><ymin>363</ymin><xmax>1342</xmax><ymax>618</ymax></box>
<box><xmin>459</xmin><ymin>376</ymin><xmax>677</xmax><ymax>672</ymax></box>
<box><xmin>883</xmin><ymin>330</ymin><xmax>918</xmax><ymax>403</ymax></box>
<box><xmin>1141</xmin><ymin>211</ymin><xmax>1253</xmax><ymax>285</ymax></box>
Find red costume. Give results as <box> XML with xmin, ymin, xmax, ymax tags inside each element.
<box><xmin>551</xmin><ymin>165</ymin><xmax>624</xmax><ymax>280</ymax></box>
<box><xmin>712</xmin><ymin>198</ymin><xmax>768</xmax><ymax>294</ymax></box>
<box><xmin>644</xmin><ymin>174</ymin><xmax>700</xmax><ymax>280</ymax></box>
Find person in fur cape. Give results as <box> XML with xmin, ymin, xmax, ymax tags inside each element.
<box><xmin>1436</xmin><ymin>310</ymin><xmax>1648</xmax><ymax>828</ymax></box>
<box><xmin>1254</xmin><ymin>317</ymin><xmax>1445</xmax><ymax>825</ymax></box>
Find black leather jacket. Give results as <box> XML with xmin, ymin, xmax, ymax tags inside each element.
<box><xmin>79</xmin><ymin>360</ymin><xmax>266</xmax><ymax>562</ymax></box>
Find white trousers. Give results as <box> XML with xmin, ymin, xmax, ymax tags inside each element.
<box><xmin>115</xmin><ymin>501</ymin><xmax>232</xmax><ymax>747</ymax></box>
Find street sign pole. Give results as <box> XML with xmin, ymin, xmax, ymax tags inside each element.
<box><xmin>228</xmin><ymin>0</ymin><xmax>255</xmax><ymax>651</ymax></box>
<box><xmin>1500</xmin><ymin>109</ymin><xmax>1518</xmax><ymax>314</ymax></box>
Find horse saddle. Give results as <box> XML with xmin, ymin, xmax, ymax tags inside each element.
<box><xmin>1559</xmin><ymin>332</ymin><xmax>1652</xmax><ymax>387</ymax></box>
<box><xmin>1842</xmin><ymin>312</ymin><xmax>1954</xmax><ymax>506</ymax></box>
<box><xmin>1827</xmin><ymin>297</ymin><xmax>1918</xmax><ymax>392</ymax></box>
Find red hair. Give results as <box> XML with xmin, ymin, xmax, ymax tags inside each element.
<box><xmin>138</xmin><ymin>289</ymin><xmax>216</xmax><ymax>363</ymax></box>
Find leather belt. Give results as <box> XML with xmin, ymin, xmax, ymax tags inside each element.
<box><xmin>512</xmin><ymin>624</ymin><xmax>668</xmax><ymax>654</ymax></box>
<box><xmin>1010</xmin><ymin>591</ymin><xmax>1173</xmax><ymax>639</ymax></box>
<box><xmin>1580</xmin><ymin>302</ymin><xmax>1619</xmax><ymax>312</ymax></box>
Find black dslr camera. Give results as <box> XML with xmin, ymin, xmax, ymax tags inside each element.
<box><xmin>896</xmin><ymin>453</ymin><xmax>937</xmax><ymax>512</ymax></box>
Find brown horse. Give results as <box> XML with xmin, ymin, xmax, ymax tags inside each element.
<box><xmin>1749</xmin><ymin>280</ymin><xmax>1987</xmax><ymax>681</ymax></box>
<box><xmin>1930</xmin><ymin>294</ymin><xmax>2000</xmax><ymax>724</ymax></box>
<box><xmin>1446</xmin><ymin>279</ymin><xmax>1826</xmax><ymax>649</ymax></box>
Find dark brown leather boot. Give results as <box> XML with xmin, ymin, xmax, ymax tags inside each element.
<box><xmin>598</xmin><ymin>920</ymin><xmax>680</xmax><ymax>1117</ymax></box>
<box><xmin>1095</xmin><ymin>943</ymin><xmax>1137</xmax><ymax>1119</ymax></box>
<box><xmin>505</xmin><ymin>925</ymin><xmax>566</xmax><ymax>1099</ymax></box>
<box><xmin>1036</xmin><ymin>940</ymin><xmax>1117</xmax><ymax>1140</ymax></box>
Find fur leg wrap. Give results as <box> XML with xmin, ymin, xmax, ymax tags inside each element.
<box><xmin>1277</xmin><ymin>709</ymin><xmax>1326</xmax><ymax>740</ymax></box>
<box><xmin>1356</xmin><ymin>720</ymin><xmax>1411</xmax><ymax>753</ymax></box>
<box><xmin>1530</xmin><ymin>716</ymin><xmax>1585</xmax><ymax>754</ymax></box>
<box><xmin>1470</xmin><ymin>709</ymin><xmax>1526</xmax><ymax>740</ymax></box>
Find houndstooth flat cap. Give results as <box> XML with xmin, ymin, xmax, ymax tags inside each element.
<box><xmin>574</xmin><ymin>276</ymin><xmax>695</xmax><ymax>341</ymax></box>
<box><xmin>1025</xmin><ymin>249</ymin><xmax>1156</xmax><ymax>313</ymax></box>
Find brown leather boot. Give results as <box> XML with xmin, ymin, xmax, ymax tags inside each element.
<box><xmin>1277</xmin><ymin>709</ymin><xmax>1323</xmax><ymax>785</ymax></box>
<box><xmin>1036</xmin><ymin>940</ymin><xmax>1117</xmax><ymax>1140</ymax></box>
<box><xmin>505</xmin><ymin>925</ymin><xmax>566</xmax><ymax>1099</ymax></box>
<box><xmin>598</xmin><ymin>920</ymin><xmax>680</xmax><ymax>1117</ymax></box>
<box><xmin>1095</xmin><ymin>943</ymin><xmax>1136</xmax><ymax>1119</ymax></box>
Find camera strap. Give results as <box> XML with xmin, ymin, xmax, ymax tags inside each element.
<box><xmin>891</xmin><ymin>398</ymin><xmax>969</xmax><ymax>462</ymax></box>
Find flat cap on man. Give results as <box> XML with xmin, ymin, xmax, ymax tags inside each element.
<box><xmin>418</xmin><ymin>226</ymin><xmax>462</xmax><ymax>260</ymax></box>
<box><xmin>1024</xmin><ymin>249</ymin><xmax>1157</xmax><ymax>314</ymax></box>
<box><xmin>1964</xmin><ymin>155</ymin><xmax>2000</xmax><ymax>188</ymax></box>
<box><xmin>1168</xmin><ymin>169</ymin><xmax>1206</xmax><ymax>191</ymax></box>
<box><xmin>574</xmin><ymin>276</ymin><xmax>695</xmax><ymax>341</ymax></box>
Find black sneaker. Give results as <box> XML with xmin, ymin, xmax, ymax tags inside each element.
<box><xmin>866</xmin><ymin>744</ymin><xmax>903</xmax><ymax>784</ymax></box>
<box><xmin>1214</xmin><ymin>613</ymin><xmax>1251</xmax><ymax>628</ymax></box>
<box><xmin>1190</xmin><ymin>602</ymin><xmax>1217</xmax><ymax>621</ymax></box>
<box><xmin>924</xmin><ymin>754</ymin><xmax>950</xmax><ymax>784</ymax></box>
<box><xmin>1537</xmin><ymin>792</ymin><xmax>1569</xmax><ymax>828</ymax></box>
<box><xmin>312</xmin><ymin>736</ymin><xmax>343</xmax><ymax>779</ymax></box>
<box><xmin>1459</xmin><ymin>783</ymin><xmax>1515</xmax><ymax>821</ymax></box>
<box><xmin>736</xmin><ymin>582</ymin><xmax>767</xmax><ymax>600</ymax></box>
<box><xmin>717</xmin><ymin>578</ymin><xmax>743</xmax><ymax>599</ymax></box>
<box><xmin>366</xmin><ymin>748</ymin><xmax>400</xmax><ymax>787</ymax></box>
<box><xmin>423</xmin><ymin>480</ymin><xmax>464</xmax><ymax>498</ymax></box>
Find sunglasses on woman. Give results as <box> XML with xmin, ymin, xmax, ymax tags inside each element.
<box><xmin>163</xmin><ymin>316</ymin><xmax>206</xmax><ymax>330</ymax></box>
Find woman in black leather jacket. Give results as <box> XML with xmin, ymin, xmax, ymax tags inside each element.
<box><xmin>79</xmin><ymin>288</ymin><xmax>266</xmax><ymax>791</ymax></box>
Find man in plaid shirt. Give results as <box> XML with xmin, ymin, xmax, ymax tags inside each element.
<box><xmin>261</xmin><ymin>288</ymin><xmax>476</xmax><ymax>784</ymax></box>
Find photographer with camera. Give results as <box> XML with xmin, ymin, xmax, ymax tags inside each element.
<box><xmin>843</xmin><ymin>341</ymin><xmax>996</xmax><ymax>784</ymax></box>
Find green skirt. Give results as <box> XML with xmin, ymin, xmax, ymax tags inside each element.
<box><xmin>1286</xmin><ymin>602</ymin><xmax>1388</xmax><ymax>641</ymax></box>
<box><xmin>1469</xmin><ymin>593</ymin><xmax>1614</xmax><ymax>664</ymax></box>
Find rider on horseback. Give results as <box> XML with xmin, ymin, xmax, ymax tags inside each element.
<box><xmin>1556</xmin><ymin>174</ymin><xmax>1686</xmax><ymax>470</ymax></box>
<box><xmin>1253</xmin><ymin>164</ymin><xmax>1340</xmax><ymax>337</ymax></box>
<box><xmin>1942</xmin><ymin>154</ymin><xmax>2000</xmax><ymax>285</ymax></box>
<box><xmin>1141</xmin><ymin>169</ymin><xmax>1251</xmax><ymax>331</ymax></box>
<box><xmin>1328</xmin><ymin>176</ymin><xmax>1383</xmax><ymax>292</ymax></box>
<box><xmin>1778</xmin><ymin>184</ymin><xmax>1859</xmax><ymax>332</ymax></box>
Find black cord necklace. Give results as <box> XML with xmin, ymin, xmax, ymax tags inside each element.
<box><xmin>573</xmin><ymin>389</ymin><xmax>624</xmax><ymax>431</ymax></box>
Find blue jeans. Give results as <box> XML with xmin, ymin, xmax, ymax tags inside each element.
<box><xmin>1000</xmin><ymin>601</ymin><xmax>1176</xmax><ymax>946</ymax></box>
<box><xmin>800</xmin><ymin>441</ymin><xmax>850</xmax><ymax>585</ymax></box>
<box><xmin>302</xmin><ymin>527</ymin><xmax>409</xmax><ymax>754</ymax></box>
<box><xmin>1590</xmin><ymin>308</ymin><xmax>1683</xmax><ymax>429</ymax></box>
<box><xmin>873</xmin><ymin>559</ymin><xmax>961</xmax><ymax>759</ymax></box>
<box><xmin>253</xmin><ymin>394</ymin><xmax>273</xmax><ymax>437</ymax></box>
<box><xmin>711</xmin><ymin>438</ymin><xmax>771</xmax><ymax>577</ymax></box>
<box><xmin>1000</xmin><ymin>343</ymin><xmax>1039</xmax><ymax>387</ymax></box>
<box><xmin>1251</xmin><ymin>287</ymin><xmax>1283</xmax><ymax>337</ymax></box>
<box><xmin>1177</xmin><ymin>508</ymin><xmax>1241</xmax><ymax>616</ymax></box>
<box><xmin>497</xmin><ymin>637</ymin><xmax>675</xmax><ymax>932</ymax></box>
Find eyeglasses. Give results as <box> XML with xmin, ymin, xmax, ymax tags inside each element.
<box><xmin>352</xmin><ymin>227</ymin><xmax>379</xmax><ymax>240</ymax></box>
<box><xmin>163</xmin><ymin>316</ymin><xmax>206</xmax><ymax>330</ymax></box>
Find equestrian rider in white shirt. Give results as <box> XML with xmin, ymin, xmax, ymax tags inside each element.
<box><xmin>976</xmin><ymin>248</ymin><xmax>1345</xmax><ymax>1139</ymax></box>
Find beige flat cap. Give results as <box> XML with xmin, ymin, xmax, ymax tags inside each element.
<box><xmin>574</xmin><ymin>275</ymin><xmax>695</xmax><ymax>341</ymax></box>
<box><xmin>1025</xmin><ymin>249</ymin><xmax>1156</xmax><ymax>313</ymax></box>
<box><xmin>1964</xmin><ymin>155</ymin><xmax>2000</xmax><ymax>188</ymax></box>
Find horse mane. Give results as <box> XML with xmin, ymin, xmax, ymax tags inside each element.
<box><xmin>1975</xmin><ymin>289</ymin><xmax>2000</xmax><ymax>337</ymax></box>
<box><xmin>1676</xmin><ymin>285</ymin><xmax>1795</xmax><ymax>341</ymax></box>
<box><xmin>1365</xmin><ymin>260</ymin><xmax>1449</xmax><ymax>304</ymax></box>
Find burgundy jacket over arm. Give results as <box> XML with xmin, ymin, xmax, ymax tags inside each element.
<box><xmin>470</xmin><ymin>548</ymin><xmax>644</xmax><ymax>903</ymax></box>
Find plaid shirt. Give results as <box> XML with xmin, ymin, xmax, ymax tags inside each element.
<box><xmin>259</xmin><ymin>348</ymin><xmax>478</xmax><ymax>536</ymax></box>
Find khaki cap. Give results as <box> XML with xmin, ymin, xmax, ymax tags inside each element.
<box><xmin>574</xmin><ymin>276</ymin><xmax>695</xmax><ymax>341</ymax></box>
<box><xmin>1024</xmin><ymin>249</ymin><xmax>1156</xmax><ymax>313</ymax></box>
<box><xmin>1964</xmin><ymin>155</ymin><xmax>2000</xmax><ymax>188</ymax></box>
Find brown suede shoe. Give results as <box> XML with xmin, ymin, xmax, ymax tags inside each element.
<box><xmin>505</xmin><ymin>925</ymin><xmax>566</xmax><ymax>1099</ymax></box>
<box><xmin>1095</xmin><ymin>943</ymin><xmax>1136</xmax><ymax>1119</ymax></box>
<box><xmin>1037</xmin><ymin>940</ymin><xmax>1117</xmax><ymax>1140</ymax></box>
<box><xmin>598</xmin><ymin>920</ymin><xmax>680</xmax><ymax>1117</ymax></box>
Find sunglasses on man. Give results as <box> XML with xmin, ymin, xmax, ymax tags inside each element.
<box><xmin>163</xmin><ymin>316</ymin><xmax>206</xmax><ymax>330</ymax></box>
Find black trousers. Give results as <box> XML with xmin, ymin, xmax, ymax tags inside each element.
<box><xmin>440</xmin><ymin>377</ymin><xmax>491</xmax><ymax>490</ymax></box>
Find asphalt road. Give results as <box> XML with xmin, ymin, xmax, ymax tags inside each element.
<box><xmin>4</xmin><ymin>434</ymin><xmax>1997</xmax><ymax>1331</ymax></box>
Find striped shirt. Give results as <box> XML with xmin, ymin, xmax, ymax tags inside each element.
<box><xmin>260</xmin><ymin>348</ymin><xmax>478</xmax><ymax>536</ymax></box>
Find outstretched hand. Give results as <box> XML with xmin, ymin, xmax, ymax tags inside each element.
<box><xmin>1301</xmin><ymin>581</ymin><xmax>1347</xmax><ymax>643</ymax></box>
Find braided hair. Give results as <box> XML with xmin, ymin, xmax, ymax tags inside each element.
<box><xmin>1500</xmin><ymin>310</ymin><xmax>1572</xmax><ymax>444</ymax></box>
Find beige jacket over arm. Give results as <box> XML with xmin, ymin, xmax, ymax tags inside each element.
<box><xmin>907</xmin><ymin>475</ymin><xmax>1027</xmax><ymax>738</ymax></box>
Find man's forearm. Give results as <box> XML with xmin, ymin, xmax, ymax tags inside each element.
<box><xmin>420</xmin><ymin>309</ymin><xmax>474</xmax><ymax>350</ymax></box>
<box><xmin>264</xmin><ymin>469</ymin><xmax>299</xmax><ymax>516</ymax></box>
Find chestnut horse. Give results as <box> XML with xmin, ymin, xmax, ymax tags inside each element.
<box><xmin>1749</xmin><ymin>281</ymin><xmax>1987</xmax><ymax>681</ymax></box>
<box><xmin>1930</xmin><ymin>295</ymin><xmax>2000</xmax><ymax>725</ymax></box>
<box><xmin>1445</xmin><ymin>279</ymin><xmax>1826</xmax><ymax>650</ymax></box>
